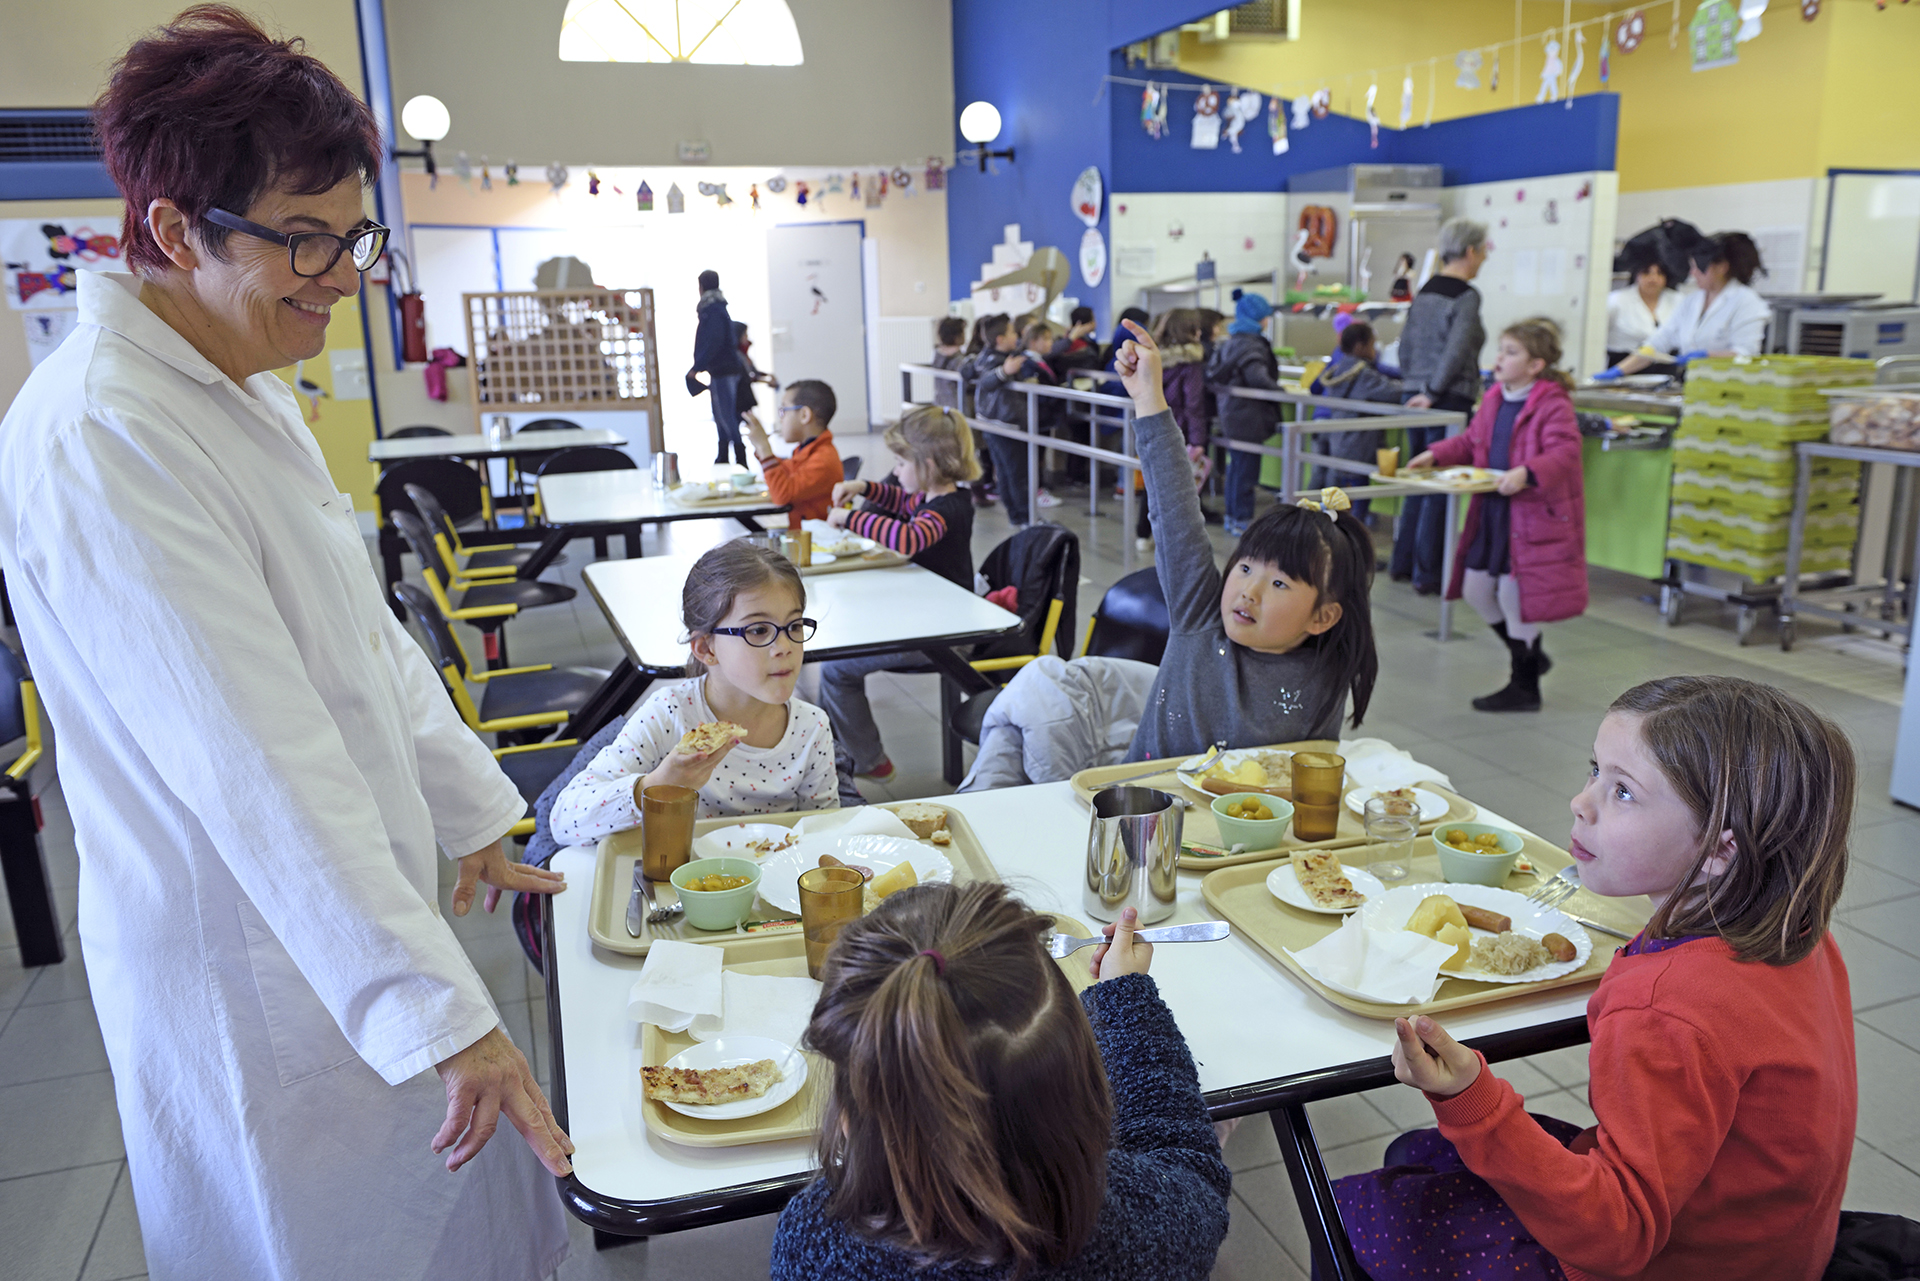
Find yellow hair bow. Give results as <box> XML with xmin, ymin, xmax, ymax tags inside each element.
<box><xmin>1296</xmin><ymin>487</ymin><xmax>1352</xmax><ymax>518</ymax></box>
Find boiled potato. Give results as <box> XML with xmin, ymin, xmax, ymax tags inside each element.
<box><xmin>1227</xmin><ymin>759</ymin><xmax>1268</xmax><ymax>786</ymax></box>
<box><xmin>1434</xmin><ymin>922</ymin><xmax>1474</xmax><ymax>969</ymax></box>
<box><xmin>868</xmin><ymin>860</ymin><xmax>919</xmax><ymax>901</ymax></box>
<box><xmin>1404</xmin><ymin>894</ymin><xmax>1468</xmax><ymax>939</ymax></box>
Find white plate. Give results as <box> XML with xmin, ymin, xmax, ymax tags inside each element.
<box><xmin>809</xmin><ymin>533</ymin><xmax>876</xmax><ymax>557</ymax></box>
<box><xmin>757</xmin><ymin>834</ymin><xmax>953</xmax><ymax>916</ymax></box>
<box><xmin>1357</xmin><ymin>882</ymin><xmax>1592</xmax><ymax>983</ymax></box>
<box><xmin>1266</xmin><ymin>861</ymin><xmax>1386</xmax><ymax>915</ymax></box>
<box><xmin>1434</xmin><ymin>466</ymin><xmax>1496</xmax><ymax>487</ymax></box>
<box><xmin>693</xmin><ymin>823</ymin><xmax>801</xmax><ymax>861</ymax></box>
<box><xmin>1345</xmin><ymin>786</ymin><xmax>1449</xmax><ymax>822</ymax></box>
<box><xmin>658</xmin><ymin>1035</ymin><xmax>807</xmax><ymax>1120</ymax></box>
<box><xmin>1174</xmin><ymin>747</ymin><xmax>1295</xmax><ymax>792</ymax></box>
<box><xmin>803</xmin><ymin>551</ymin><xmax>838</xmax><ymax>566</ymax></box>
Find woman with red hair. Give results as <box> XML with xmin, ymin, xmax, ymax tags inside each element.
<box><xmin>0</xmin><ymin>8</ymin><xmax>569</xmax><ymax>1278</ymax></box>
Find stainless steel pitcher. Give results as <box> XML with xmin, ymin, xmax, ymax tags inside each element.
<box><xmin>1083</xmin><ymin>786</ymin><xmax>1181</xmax><ymax>924</ymax></box>
<box><xmin>651</xmin><ymin>452</ymin><xmax>681</xmax><ymax>488</ymax></box>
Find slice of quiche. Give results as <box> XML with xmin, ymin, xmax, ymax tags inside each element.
<box><xmin>641</xmin><ymin>1058</ymin><xmax>782</xmax><ymax>1106</ymax></box>
<box><xmin>1293</xmin><ymin>850</ymin><xmax>1366</xmax><ymax>910</ymax></box>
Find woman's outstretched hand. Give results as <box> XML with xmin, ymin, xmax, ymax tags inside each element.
<box><xmin>1114</xmin><ymin>320</ymin><xmax>1170</xmax><ymax>417</ymax></box>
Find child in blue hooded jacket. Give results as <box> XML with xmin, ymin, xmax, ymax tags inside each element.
<box><xmin>1205</xmin><ymin>291</ymin><xmax>1280</xmax><ymax>535</ymax></box>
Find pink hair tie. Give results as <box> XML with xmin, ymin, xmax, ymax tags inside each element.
<box><xmin>918</xmin><ymin>949</ymin><xmax>946</xmax><ymax>976</ymax></box>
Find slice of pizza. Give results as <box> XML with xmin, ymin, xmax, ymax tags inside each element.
<box><xmin>1293</xmin><ymin>850</ymin><xmax>1366</xmax><ymax>909</ymax></box>
<box><xmin>641</xmin><ymin>1058</ymin><xmax>782</xmax><ymax>1105</ymax></box>
<box><xmin>675</xmin><ymin>721</ymin><xmax>748</xmax><ymax>756</ymax></box>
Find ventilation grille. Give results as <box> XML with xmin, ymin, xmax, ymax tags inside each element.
<box><xmin>1797</xmin><ymin>323</ymin><xmax>1844</xmax><ymax>357</ymax></box>
<box><xmin>1229</xmin><ymin>1</ymin><xmax>1291</xmax><ymax>36</ymax></box>
<box><xmin>0</xmin><ymin>111</ymin><xmax>102</xmax><ymax>164</ymax></box>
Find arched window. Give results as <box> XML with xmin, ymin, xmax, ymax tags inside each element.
<box><xmin>558</xmin><ymin>0</ymin><xmax>804</xmax><ymax>65</ymax></box>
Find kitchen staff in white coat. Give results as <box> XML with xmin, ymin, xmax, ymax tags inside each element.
<box><xmin>1604</xmin><ymin>258</ymin><xmax>1680</xmax><ymax>367</ymax></box>
<box><xmin>0</xmin><ymin>11</ymin><xmax>572</xmax><ymax>1279</ymax></box>
<box><xmin>1596</xmin><ymin>232</ymin><xmax>1771</xmax><ymax>380</ymax></box>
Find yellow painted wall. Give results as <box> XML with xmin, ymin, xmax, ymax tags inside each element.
<box><xmin>1173</xmin><ymin>0</ymin><xmax>1919</xmax><ymax>194</ymax></box>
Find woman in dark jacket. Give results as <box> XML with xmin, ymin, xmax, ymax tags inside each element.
<box><xmin>1206</xmin><ymin>291</ymin><xmax>1279</xmax><ymax>536</ymax></box>
<box><xmin>1391</xmin><ymin>219</ymin><xmax>1488</xmax><ymax>592</ymax></box>
<box><xmin>690</xmin><ymin>268</ymin><xmax>745</xmax><ymax>464</ymax></box>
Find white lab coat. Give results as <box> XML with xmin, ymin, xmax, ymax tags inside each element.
<box><xmin>1605</xmin><ymin>285</ymin><xmax>1680</xmax><ymax>353</ymax></box>
<box><xmin>0</xmin><ymin>272</ymin><xmax>568</xmax><ymax>1280</ymax></box>
<box><xmin>1643</xmin><ymin>280</ymin><xmax>1771</xmax><ymax>357</ymax></box>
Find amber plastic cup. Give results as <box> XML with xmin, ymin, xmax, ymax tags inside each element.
<box><xmin>1290</xmin><ymin>751</ymin><xmax>1347</xmax><ymax>842</ymax></box>
<box><xmin>798</xmin><ymin>867</ymin><xmax>865</xmax><ymax>979</ymax></box>
<box><xmin>1376</xmin><ymin>446</ymin><xmax>1399</xmax><ymax>477</ymax></box>
<box><xmin>640</xmin><ymin>784</ymin><xmax>699</xmax><ymax>881</ymax></box>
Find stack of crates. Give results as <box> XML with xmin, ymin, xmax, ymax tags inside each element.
<box><xmin>1665</xmin><ymin>356</ymin><xmax>1874</xmax><ymax>581</ymax></box>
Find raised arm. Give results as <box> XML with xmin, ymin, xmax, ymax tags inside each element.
<box><xmin>1115</xmin><ymin>322</ymin><xmax>1224</xmax><ymax>632</ymax></box>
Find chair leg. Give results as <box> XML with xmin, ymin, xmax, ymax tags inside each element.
<box><xmin>593</xmin><ymin>535</ymin><xmax>610</xmax><ymax>560</ymax></box>
<box><xmin>0</xmin><ymin>783</ymin><xmax>63</xmax><ymax>967</ymax></box>
<box><xmin>940</xmin><ymin>676</ymin><xmax>966</xmax><ymax>786</ymax></box>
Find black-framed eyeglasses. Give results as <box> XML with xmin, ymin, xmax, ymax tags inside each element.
<box><xmin>710</xmin><ymin>619</ymin><xmax>817</xmax><ymax>647</ymax></box>
<box><xmin>203</xmin><ymin>208</ymin><xmax>391</xmax><ymax>278</ymax></box>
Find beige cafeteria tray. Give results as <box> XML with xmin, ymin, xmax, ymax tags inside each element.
<box><xmin>1201</xmin><ymin>833</ymin><xmax>1649</xmax><ymax>1020</ymax></box>
<box><xmin>639</xmin><ymin>917</ymin><xmax>1096</xmax><ymax>1148</ymax></box>
<box><xmin>1068</xmin><ymin>742</ymin><xmax>1476</xmax><ymax>869</ymax></box>
<box><xmin>798</xmin><ymin>547</ymin><xmax>910</xmax><ymax>575</ymax></box>
<box><xmin>587</xmin><ymin>802</ymin><xmax>999</xmax><ymax>957</ymax></box>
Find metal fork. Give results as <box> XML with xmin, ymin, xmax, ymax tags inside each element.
<box><xmin>1527</xmin><ymin>864</ymin><xmax>1581</xmax><ymax>908</ymax></box>
<box><xmin>637</xmin><ymin>869</ymin><xmax>684</xmax><ymax>927</ymax></box>
<box><xmin>1098</xmin><ymin>742</ymin><xmax>1224</xmax><ymax>792</ymax></box>
<box><xmin>1047</xmin><ymin>920</ymin><xmax>1230</xmax><ymax>958</ymax></box>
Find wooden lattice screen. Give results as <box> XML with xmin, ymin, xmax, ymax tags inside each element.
<box><xmin>463</xmin><ymin>288</ymin><xmax>663</xmax><ymax>450</ymax></box>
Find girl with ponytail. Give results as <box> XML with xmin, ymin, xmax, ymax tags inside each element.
<box><xmin>769</xmin><ymin>884</ymin><xmax>1230</xmax><ymax>1280</ymax></box>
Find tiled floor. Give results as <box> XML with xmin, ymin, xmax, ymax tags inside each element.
<box><xmin>4</xmin><ymin>434</ymin><xmax>1919</xmax><ymax>1279</ymax></box>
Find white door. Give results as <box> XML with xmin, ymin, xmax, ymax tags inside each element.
<box><xmin>767</xmin><ymin>222</ymin><xmax>868</xmax><ymax>428</ymax></box>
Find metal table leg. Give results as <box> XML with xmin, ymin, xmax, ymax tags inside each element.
<box><xmin>1437</xmin><ymin>491</ymin><xmax>1459</xmax><ymax>641</ymax></box>
<box><xmin>1780</xmin><ymin>448</ymin><xmax>1813</xmax><ymax>651</ymax></box>
<box><xmin>1272</xmin><ymin>1105</ymin><xmax>1365</xmax><ymax>1280</ymax></box>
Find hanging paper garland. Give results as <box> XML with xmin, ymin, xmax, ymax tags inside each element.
<box><xmin>665</xmin><ymin>182</ymin><xmax>685</xmax><ymax>213</ymax></box>
<box><xmin>480</xmin><ymin>156</ymin><xmax>492</xmax><ymax>191</ymax></box>
<box><xmin>1690</xmin><ymin>0</ymin><xmax>1740</xmax><ymax>70</ymax></box>
<box><xmin>1490</xmin><ymin>50</ymin><xmax>1500</xmax><ymax>92</ymax></box>
<box><xmin>505</xmin><ymin>160</ymin><xmax>520</xmax><ymax>186</ymax></box>
<box><xmin>1801</xmin><ymin>0</ymin><xmax>1820</xmax><ymax>20</ymax></box>
<box><xmin>1223</xmin><ymin>90</ymin><xmax>1261</xmax><ymax>153</ymax></box>
<box><xmin>1617</xmin><ymin>9</ymin><xmax>1646</xmax><ymax>51</ymax></box>
<box><xmin>635</xmin><ymin>180</ymin><xmax>654</xmax><ymax>212</ymax></box>
<box><xmin>794</xmin><ymin>180</ymin><xmax>809</xmax><ymax>207</ymax></box>
<box><xmin>1079</xmin><ymin>227</ymin><xmax>1106</xmax><ymax>288</ymax></box>
<box><xmin>1311</xmin><ymin>87</ymin><xmax>1331</xmax><ymax>117</ymax></box>
<box><xmin>1364</xmin><ymin>81</ymin><xmax>1380</xmax><ymax>148</ymax></box>
<box><xmin>1566</xmin><ymin>29</ymin><xmax>1587</xmax><ymax>104</ymax></box>
<box><xmin>1736</xmin><ymin>0</ymin><xmax>1769</xmax><ymax>41</ymax></box>
<box><xmin>1601</xmin><ymin>19</ymin><xmax>1613</xmax><ymax>81</ymax></box>
<box><xmin>1399</xmin><ymin>74</ymin><xmax>1414</xmax><ymax>128</ymax></box>
<box><xmin>1536</xmin><ymin>37</ymin><xmax>1564</xmax><ymax>102</ymax></box>
<box><xmin>545</xmin><ymin>162</ymin><xmax>569</xmax><ymax>194</ymax></box>
<box><xmin>453</xmin><ymin>151</ymin><xmax>473</xmax><ymax>186</ymax></box>
<box><xmin>1289</xmin><ymin>93</ymin><xmax>1312</xmax><ymax>130</ymax></box>
<box><xmin>697</xmin><ymin>181</ymin><xmax>732</xmax><ymax>206</ymax></box>
<box><xmin>1071</xmin><ymin>166</ymin><xmax>1103</xmax><ymax>227</ymax></box>
<box><xmin>923</xmin><ymin>159</ymin><xmax>945</xmax><ymax>191</ymax></box>
<box><xmin>1455</xmin><ymin>49</ymin><xmax>1482</xmax><ymax>90</ymax></box>
<box><xmin>1142</xmin><ymin>83</ymin><xmax>1168</xmax><ymax>139</ymax></box>
<box><xmin>893</xmin><ymin>167</ymin><xmax>915</xmax><ymax>199</ymax></box>
<box><xmin>587</xmin><ymin>170</ymin><xmax>601</xmax><ymax>196</ymax></box>
<box><xmin>1191</xmin><ymin>84</ymin><xmax>1222</xmax><ymax>149</ymax></box>
<box><xmin>1269</xmin><ymin>96</ymin><xmax>1289</xmax><ymax>154</ymax></box>
<box><xmin>766</xmin><ymin>175</ymin><xmax>788</xmax><ymax>193</ymax></box>
<box><xmin>749</xmin><ymin>183</ymin><xmax>760</xmax><ymax>210</ymax></box>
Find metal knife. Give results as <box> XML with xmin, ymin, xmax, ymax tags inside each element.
<box><xmin>1566</xmin><ymin>913</ymin><xmax>1633</xmax><ymax>942</ymax></box>
<box><xmin>625</xmin><ymin>860</ymin><xmax>646</xmax><ymax>938</ymax></box>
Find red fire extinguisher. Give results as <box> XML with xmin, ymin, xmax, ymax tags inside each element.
<box><xmin>389</xmin><ymin>248</ymin><xmax>427</xmax><ymax>363</ymax></box>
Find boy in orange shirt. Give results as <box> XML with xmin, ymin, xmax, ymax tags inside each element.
<box><xmin>744</xmin><ymin>379</ymin><xmax>841</xmax><ymax>529</ymax></box>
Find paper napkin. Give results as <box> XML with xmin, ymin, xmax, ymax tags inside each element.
<box><xmin>1286</xmin><ymin>916</ymin><xmax>1460</xmax><ymax>1005</ymax></box>
<box><xmin>627</xmin><ymin>940</ymin><xmax>724</xmax><ymax>1031</ymax></box>
<box><xmin>689</xmin><ymin>972</ymin><xmax>821</xmax><ymax>1046</ymax></box>
<box><xmin>792</xmin><ymin>807</ymin><xmax>919</xmax><ymax>842</ymax></box>
<box><xmin>1338</xmin><ymin>737</ymin><xmax>1454</xmax><ymax>793</ymax></box>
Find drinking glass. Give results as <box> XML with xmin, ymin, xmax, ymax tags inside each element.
<box><xmin>639</xmin><ymin>784</ymin><xmax>698</xmax><ymax>882</ymax></box>
<box><xmin>1290</xmin><ymin>751</ymin><xmax>1346</xmax><ymax>842</ymax></box>
<box><xmin>797</xmin><ymin>866</ymin><xmax>865</xmax><ymax>979</ymax></box>
<box><xmin>1362</xmin><ymin>796</ymin><xmax>1417</xmax><ymax>883</ymax></box>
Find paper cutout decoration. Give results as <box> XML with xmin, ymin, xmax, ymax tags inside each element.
<box><xmin>1290</xmin><ymin>93</ymin><xmax>1312</xmax><ymax>130</ymax></box>
<box><xmin>1142</xmin><ymin>83</ymin><xmax>1168</xmax><ymax>139</ymax></box>
<box><xmin>1191</xmin><ymin>85</ymin><xmax>1221</xmax><ymax>149</ymax></box>
<box><xmin>1545</xmin><ymin>199</ymin><xmax>1560</xmax><ymax>225</ymax></box>
<box><xmin>666</xmin><ymin>182</ymin><xmax>685</xmax><ymax>213</ymax></box>
<box><xmin>794</xmin><ymin>181</ymin><xmax>809</xmax><ymax>207</ymax></box>
<box><xmin>1298</xmin><ymin>206</ymin><xmax>1337</xmax><ymax>259</ymax></box>
<box><xmin>865</xmin><ymin>173</ymin><xmax>884</xmax><ymax>208</ymax></box>
<box><xmin>1490</xmin><ymin>49</ymin><xmax>1500</xmax><ymax>91</ymax></box>
<box><xmin>1399</xmin><ymin>75</ymin><xmax>1414</xmax><ymax>128</ymax></box>
<box><xmin>1080</xmin><ymin>228</ymin><xmax>1107</xmax><ymax>288</ymax></box>
<box><xmin>1072</xmin><ymin>167</ymin><xmax>1103</xmax><ymax>227</ymax></box>
<box><xmin>1601</xmin><ymin>20</ymin><xmax>1613</xmax><ymax>80</ymax></box>
<box><xmin>1168</xmin><ymin>221</ymin><xmax>1184</xmax><ymax>241</ymax></box>
<box><xmin>1311</xmin><ymin>88</ymin><xmax>1331</xmax><ymax>117</ymax></box>
<box><xmin>1455</xmin><ymin>49</ymin><xmax>1483</xmax><ymax>89</ymax></box>
<box><xmin>545</xmin><ymin>162</ymin><xmax>569</xmax><ymax>194</ymax></box>
<box><xmin>850</xmin><ymin>173</ymin><xmax>860</xmax><ymax>199</ymax></box>
<box><xmin>1737</xmin><ymin>0</ymin><xmax>1769</xmax><ymax>40</ymax></box>
<box><xmin>1536</xmin><ymin>38</ymin><xmax>1564</xmax><ymax>102</ymax></box>
<box><xmin>635</xmin><ymin>180</ymin><xmax>654</xmax><ymax>211</ymax></box>
<box><xmin>1223</xmin><ymin>90</ymin><xmax>1262</xmax><ymax>153</ymax></box>
<box><xmin>766</xmin><ymin>175</ymin><xmax>788</xmax><ymax>194</ymax></box>
<box><xmin>1566</xmin><ymin>29</ymin><xmax>1586</xmax><ymax>103</ymax></box>
<box><xmin>1269</xmin><ymin>96</ymin><xmax>1289</xmax><ymax>154</ymax></box>
<box><xmin>1801</xmin><ymin>0</ymin><xmax>1820</xmax><ymax>19</ymax></box>
<box><xmin>749</xmin><ymin>183</ymin><xmax>759</xmax><ymax>209</ymax></box>
<box><xmin>924</xmin><ymin>160</ymin><xmax>946</xmax><ymax>190</ymax></box>
<box><xmin>1691</xmin><ymin>0</ymin><xmax>1740</xmax><ymax>69</ymax></box>
<box><xmin>505</xmin><ymin>160</ymin><xmax>520</xmax><ymax>186</ymax></box>
<box><xmin>697</xmin><ymin>181</ymin><xmax>732</xmax><ymax>206</ymax></box>
<box><xmin>1617</xmin><ymin>9</ymin><xmax>1647</xmax><ymax>50</ymax></box>
<box><xmin>892</xmin><ymin>167</ymin><xmax>914</xmax><ymax>198</ymax></box>
<box><xmin>453</xmin><ymin>151</ymin><xmax>473</xmax><ymax>186</ymax></box>
<box><xmin>825</xmin><ymin>173</ymin><xmax>844</xmax><ymax>194</ymax></box>
<box><xmin>480</xmin><ymin>157</ymin><xmax>493</xmax><ymax>191</ymax></box>
<box><xmin>587</xmin><ymin>170</ymin><xmax>601</xmax><ymax>195</ymax></box>
<box><xmin>1364</xmin><ymin>82</ymin><xmax>1380</xmax><ymax>148</ymax></box>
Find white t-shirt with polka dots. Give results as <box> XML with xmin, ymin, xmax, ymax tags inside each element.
<box><xmin>550</xmin><ymin>676</ymin><xmax>839</xmax><ymax>847</ymax></box>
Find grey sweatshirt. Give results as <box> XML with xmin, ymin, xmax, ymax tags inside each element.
<box><xmin>1125</xmin><ymin>410</ymin><xmax>1344</xmax><ymax>762</ymax></box>
<box><xmin>1398</xmin><ymin>275</ymin><xmax>1485</xmax><ymax>406</ymax></box>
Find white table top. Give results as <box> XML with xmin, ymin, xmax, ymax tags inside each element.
<box><xmin>583</xmin><ymin>555</ymin><xmax>1022</xmax><ymax>667</ymax></box>
<box><xmin>368</xmin><ymin>428</ymin><xmax>625</xmax><ymax>462</ymax></box>
<box><xmin>537</xmin><ymin>471</ymin><xmax>787</xmax><ymax>526</ymax></box>
<box><xmin>547</xmin><ymin>781</ymin><xmax>1594</xmax><ymax>1207</ymax></box>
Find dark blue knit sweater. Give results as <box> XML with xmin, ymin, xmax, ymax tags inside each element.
<box><xmin>767</xmin><ymin>973</ymin><xmax>1231</xmax><ymax>1281</ymax></box>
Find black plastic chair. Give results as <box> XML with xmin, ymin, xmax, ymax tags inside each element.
<box><xmin>376</xmin><ymin>458</ymin><xmax>491</xmax><ymax>610</ymax></box>
<box><xmin>390</xmin><ymin>509</ymin><xmax>574</xmax><ymax>668</ymax></box>
<box><xmin>393</xmin><ymin>582</ymin><xmax>607</xmax><ymax>744</ymax></box>
<box><xmin>0</xmin><ymin>642</ymin><xmax>59</xmax><ymax>966</ymax></box>
<box><xmin>512</xmin><ymin>418</ymin><xmax>586</xmax><ymax>494</ymax></box>
<box><xmin>390</xmin><ymin>425</ymin><xmax>452</xmax><ymax>438</ymax></box>
<box><xmin>404</xmin><ymin>482</ymin><xmax>541</xmax><ymax>576</ymax></box>
<box><xmin>1081</xmin><ymin>567</ymin><xmax>1171</xmax><ymax>665</ymax></box>
<box><xmin>842</xmin><ymin>456</ymin><xmax>862</xmax><ymax>481</ymax></box>
<box><xmin>535</xmin><ymin>447</ymin><xmax>640</xmax><ymax>557</ymax></box>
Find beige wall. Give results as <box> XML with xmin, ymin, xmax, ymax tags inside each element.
<box><xmin>382</xmin><ymin>0</ymin><xmax>953</xmax><ymax>169</ymax></box>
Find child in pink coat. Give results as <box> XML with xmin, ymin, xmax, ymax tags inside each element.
<box><xmin>1408</xmin><ymin>319</ymin><xmax>1586</xmax><ymax>711</ymax></box>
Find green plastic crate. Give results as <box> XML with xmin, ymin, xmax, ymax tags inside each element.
<box><xmin>1664</xmin><ymin>534</ymin><xmax>1852</xmax><ymax>581</ymax></box>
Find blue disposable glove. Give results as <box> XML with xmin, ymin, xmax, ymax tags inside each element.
<box><xmin>1677</xmin><ymin>349</ymin><xmax>1710</xmax><ymax>366</ymax></box>
<box><xmin>1590</xmin><ymin>366</ymin><xmax>1625</xmax><ymax>382</ymax></box>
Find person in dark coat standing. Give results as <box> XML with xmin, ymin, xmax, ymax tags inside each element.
<box><xmin>690</xmin><ymin>269</ymin><xmax>746</xmax><ymax>465</ymax></box>
<box><xmin>1206</xmin><ymin>290</ymin><xmax>1280</xmax><ymax>536</ymax></box>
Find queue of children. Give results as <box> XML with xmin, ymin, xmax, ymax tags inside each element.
<box><xmin>529</xmin><ymin>304</ymin><xmax>1858</xmax><ymax>1281</ymax></box>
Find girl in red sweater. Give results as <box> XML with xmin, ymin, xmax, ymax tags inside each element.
<box><xmin>1333</xmin><ymin>675</ymin><xmax>1857</xmax><ymax>1281</ymax></box>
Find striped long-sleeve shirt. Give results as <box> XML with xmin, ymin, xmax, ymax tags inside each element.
<box><xmin>847</xmin><ymin>482</ymin><xmax>974</xmax><ymax>588</ymax></box>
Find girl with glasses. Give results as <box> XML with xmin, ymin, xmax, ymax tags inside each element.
<box><xmin>551</xmin><ymin>542</ymin><xmax>840</xmax><ymax>835</ymax></box>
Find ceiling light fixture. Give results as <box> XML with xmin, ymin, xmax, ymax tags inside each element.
<box><xmin>558</xmin><ymin>0</ymin><xmax>804</xmax><ymax>65</ymax></box>
<box><xmin>394</xmin><ymin>95</ymin><xmax>449</xmax><ymax>185</ymax></box>
<box><xmin>958</xmin><ymin>101</ymin><xmax>1015</xmax><ymax>173</ymax></box>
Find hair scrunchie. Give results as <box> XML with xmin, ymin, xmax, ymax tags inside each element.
<box><xmin>918</xmin><ymin>949</ymin><xmax>947</xmax><ymax>976</ymax></box>
<box><xmin>1297</xmin><ymin>486</ymin><xmax>1352</xmax><ymax>520</ymax></box>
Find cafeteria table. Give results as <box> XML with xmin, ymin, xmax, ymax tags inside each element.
<box><xmin>563</xmin><ymin>555</ymin><xmax>1023</xmax><ymax>747</ymax></box>
<box><xmin>541</xmin><ymin>781</ymin><xmax>1596</xmax><ymax>1275</ymax></box>
<box><xmin>366</xmin><ymin>427</ymin><xmax>626</xmax><ymax>464</ymax></box>
<box><xmin>525</xmin><ymin>472</ymin><xmax>790</xmax><ymax>572</ymax></box>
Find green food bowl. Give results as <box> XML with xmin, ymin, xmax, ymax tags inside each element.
<box><xmin>669</xmin><ymin>857</ymin><xmax>764</xmax><ymax>931</ymax></box>
<box><xmin>1432</xmin><ymin>822</ymin><xmax>1524</xmax><ymax>886</ymax></box>
<box><xmin>1210</xmin><ymin>792</ymin><xmax>1294</xmax><ymax>853</ymax></box>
